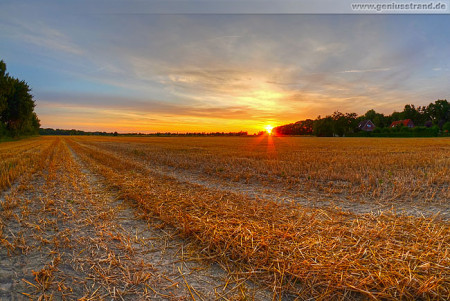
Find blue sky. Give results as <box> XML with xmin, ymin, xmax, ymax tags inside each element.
<box><xmin>1</xmin><ymin>1</ymin><xmax>449</xmax><ymax>133</ymax></box>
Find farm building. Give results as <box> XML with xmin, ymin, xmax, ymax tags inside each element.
<box><xmin>390</xmin><ymin>119</ymin><xmax>414</xmax><ymax>128</ymax></box>
<box><xmin>358</xmin><ymin>120</ymin><xmax>376</xmax><ymax>131</ymax></box>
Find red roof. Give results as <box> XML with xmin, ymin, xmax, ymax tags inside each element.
<box><xmin>390</xmin><ymin>119</ymin><xmax>414</xmax><ymax>127</ymax></box>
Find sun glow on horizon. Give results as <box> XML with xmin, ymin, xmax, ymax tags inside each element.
<box><xmin>265</xmin><ymin>125</ymin><xmax>274</xmax><ymax>135</ymax></box>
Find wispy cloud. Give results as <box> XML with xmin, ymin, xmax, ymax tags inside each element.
<box><xmin>0</xmin><ymin>17</ymin><xmax>84</xmax><ymax>56</ymax></box>
<box><xmin>1</xmin><ymin>9</ymin><xmax>449</xmax><ymax>132</ymax></box>
<box><xmin>341</xmin><ymin>68</ymin><xmax>391</xmax><ymax>73</ymax></box>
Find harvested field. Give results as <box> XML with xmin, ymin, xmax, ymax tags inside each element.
<box><xmin>1</xmin><ymin>136</ymin><xmax>449</xmax><ymax>300</ymax></box>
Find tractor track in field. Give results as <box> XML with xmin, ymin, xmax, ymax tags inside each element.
<box><xmin>74</xmin><ymin>140</ymin><xmax>450</xmax><ymax>221</ymax></box>
<box><xmin>139</xmin><ymin>163</ymin><xmax>450</xmax><ymax>220</ymax></box>
<box><xmin>0</xmin><ymin>139</ymin><xmax>275</xmax><ymax>300</ymax></box>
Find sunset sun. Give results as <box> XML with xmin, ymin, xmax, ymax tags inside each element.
<box><xmin>265</xmin><ymin>125</ymin><xmax>274</xmax><ymax>135</ymax></box>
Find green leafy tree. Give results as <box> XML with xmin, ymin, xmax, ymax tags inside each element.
<box><xmin>273</xmin><ymin>119</ymin><xmax>314</xmax><ymax>135</ymax></box>
<box><xmin>402</xmin><ymin>104</ymin><xmax>419</xmax><ymax>123</ymax></box>
<box><xmin>426</xmin><ymin>99</ymin><xmax>450</xmax><ymax>127</ymax></box>
<box><xmin>331</xmin><ymin>111</ymin><xmax>346</xmax><ymax>136</ymax></box>
<box><xmin>313</xmin><ymin>116</ymin><xmax>334</xmax><ymax>137</ymax></box>
<box><xmin>389</xmin><ymin>111</ymin><xmax>404</xmax><ymax>123</ymax></box>
<box><xmin>331</xmin><ymin>111</ymin><xmax>358</xmax><ymax>136</ymax></box>
<box><xmin>363</xmin><ymin>109</ymin><xmax>387</xmax><ymax>127</ymax></box>
<box><xmin>0</xmin><ymin>61</ymin><xmax>9</xmax><ymax>125</ymax></box>
<box><xmin>0</xmin><ymin>60</ymin><xmax>40</xmax><ymax>137</ymax></box>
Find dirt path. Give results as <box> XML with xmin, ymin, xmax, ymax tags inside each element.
<box><xmin>0</xmin><ymin>138</ymin><xmax>272</xmax><ymax>300</ymax></box>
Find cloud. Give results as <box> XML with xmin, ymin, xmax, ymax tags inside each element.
<box><xmin>36</xmin><ymin>92</ymin><xmax>274</xmax><ymax>121</ymax></box>
<box><xmin>2</xmin><ymin>10</ymin><xmax>449</xmax><ymax>131</ymax></box>
<box><xmin>0</xmin><ymin>16</ymin><xmax>84</xmax><ymax>56</ymax></box>
<box><xmin>341</xmin><ymin>68</ymin><xmax>391</xmax><ymax>73</ymax></box>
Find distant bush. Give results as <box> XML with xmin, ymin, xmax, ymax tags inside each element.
<box><xmin>443</xmin><ymin>122</ymin><xmax>450</xmax><ymax>136</ymax></box>
<box><xmin>348</xmin><ymin>125</ymin><xmax>440</xmax><ymax>137</ymax></box>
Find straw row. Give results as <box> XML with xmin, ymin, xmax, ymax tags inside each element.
<box><xmin>75</xmin><ymin>136</ymin><xmax>449</xmax><ymax>204</ymax></box>
<box><xmin>67</xmin><ymin>137</ymin><xmax>450</xmax><ymax>300</ymax></box>
<box><xmin>0</xmin><ymin>137</ymin><xmax>55</xmax><ymax>191</ymax></box>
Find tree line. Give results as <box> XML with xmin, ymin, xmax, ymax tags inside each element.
<box><xmin>39</xmin><ymin>128</ymin><xmax>250</xmax><ymax>137</ymax></box>
<box><xmin>274</xmin><ymin>99</ymin><xmax>450</xmax><ymax>137</ymax></box>
<box><xmin>39</xmin><ymin>128</ymin><xmax>116</xmax><ymax>136</ymax></box>
<box><xmin>0</xmin><ymin>60</ymin><xmax>40</xmax><ymax>138</ymax></box>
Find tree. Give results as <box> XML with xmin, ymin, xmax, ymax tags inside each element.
<box><xmin>312</xmin><ymin>112</ymin><xmax>358</xmax><ymax>137</ymax></box>
<box><xmin>402</xmin><ymin>104</ymin><xmax>419</xmax><ymax>123</ymax></box>
<box><xmin>273</xmin><ymin>119</ymin><xmax>314</xmax><ymax>135</ymax></box>
<box><xmin>426</xmin><ymin>99</ymin><xmax>449</xmax><ymax>127</ymax></box>
<box><xmin>0</xmin><ymin>60</ymin><xmax>40</xmax><ymax>137</ymax></box>
<box><xmin>313</xmin><ymin>115</ymin><xmax>334</xmax><ymax>137</ymax></box>
<box><xmin>331</xmin><ymin>111</ymin><xmax>346</xmax><ymax>137</ymax></box>
<box><xmin>331</xmin><ymin>111</ymin><xmax>358</xmax><ymax>136</ymax></box>
<box><xmin>363</xmin><ymin>109</ymin><xmax>387</xmax><ymax>127</ymax></box>
<box><xmin>0</xmin><ymin>60</ymin><xmax>9</xmax><ymax>122</ymax></box>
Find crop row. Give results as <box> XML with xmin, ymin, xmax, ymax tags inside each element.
<box><xmin>0</xmin><ymin>137</ymin><xmax>56</xmax><ymax>191</ymax></box>
<box><xmin>72</xmin><ymin>136</ymin><xmax>449</xmax><ymax>203</ymax></box>
<box><xmin>67</xmin><ymin>137</ymin><xmax>450</xmax><ymax>300</ymax></box>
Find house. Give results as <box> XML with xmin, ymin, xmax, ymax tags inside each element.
<box><xmin>358</xmin><ymin>120</ymin><xmax>376</xmax><ymax>131</ymax></box>
<box><xmin>390</xmin><ymin>119</ymin><xmax>414</xmax><ymax>128</ymax></box>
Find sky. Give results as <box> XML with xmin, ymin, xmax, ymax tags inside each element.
<box><xmin>0</xmin><ymin>1</ymin><xmax>449</xmax><ymax>133</ymax></box>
